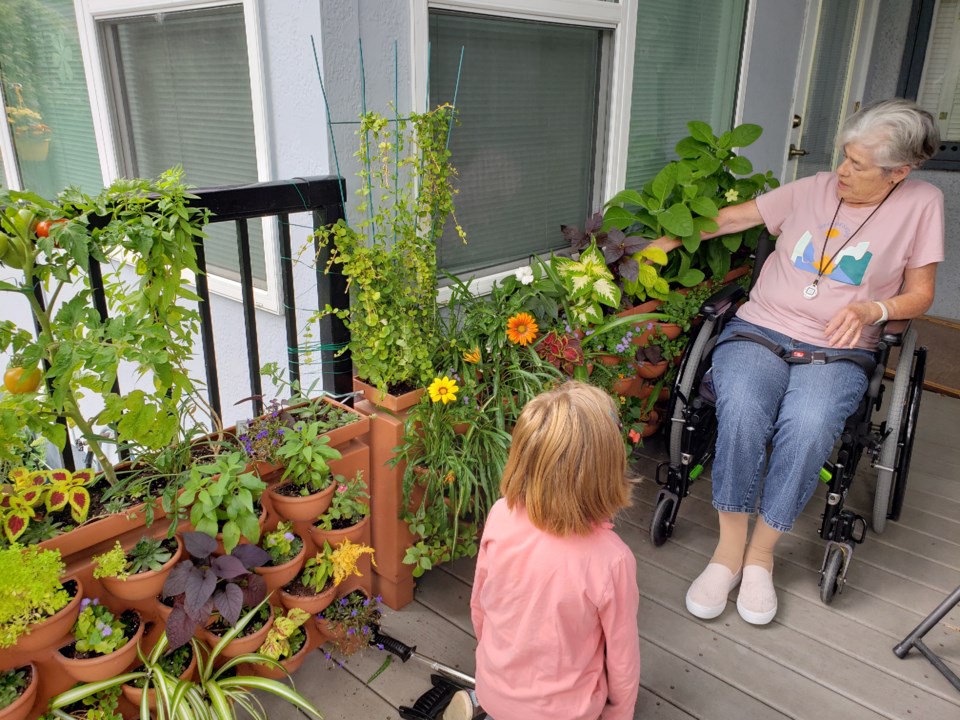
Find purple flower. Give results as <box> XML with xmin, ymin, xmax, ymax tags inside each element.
<box><xmin>351</xmin><ymin>609</ymin><xmax>357</xmax><ymax>617</ymax></box>
<box><xmin>340</xmin><ymin>598</ymin><xmax>349</xmax><ymax>606</ymax></box>
<box><xmin>102</xmin><ymin>626</ymin><xmax>113</xmax><ymax>637</ymax></box>
<box><xmin>346</xmin><ymin>628</ymin><xmax>355</xmax><ymax>636</ymax></box>
<box><xmin>81</xmin><ymin>598</ymin><xmax>91</xmax><ymax>609</ymax></box>
<box><xmin>324</xmin><ymin>651</ymin><xmax>332</xmax><ymax>660</ymax></box>
<box><xmin>283</xmin><ymin>532</ymin><xmax>295</xmax><ymax>541</ymax></box>
<box><xmin>92</xmin><ymin>598</ymin><xmax>100</xmax><ymax>606</ymax></box>
<box><xmin>256</xmin><ymin>430</ymin><xmax>268</xmax><ymax>440</ymax></box>
<box><xmin>376</xmin><ymin>643</ymin><xmax>385</xmax><ymax>650</ymax></box>
<box><xmin>375</xmin><ymin>595</ymin><xmax>382</xmax><ymax>603</ymax></box>
<box><xmin>361</xmin><ymin>626</ymin><xmax>369</xmax><ymax>635</ymax></box>
<box><xmin>363</xmin><ymin>598</ymin><xmax>371</xmax><ymax>607</ymax></box>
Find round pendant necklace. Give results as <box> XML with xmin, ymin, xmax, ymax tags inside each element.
<box><xmin>802</xmin><ymin>181</ymin><xmax>902</xmax><ymax>300</ymax></box>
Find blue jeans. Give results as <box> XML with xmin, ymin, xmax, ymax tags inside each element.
<box><xmin>710</xmin><ymin>318</ymin><xmax>871</xmax><ymax>532</ymax></box>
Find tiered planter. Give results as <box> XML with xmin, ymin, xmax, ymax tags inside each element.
<box><xmin>0</xmin><ymin>665</ymin><xmax>38</xmax><ymax>720</ymax></box>
<box><xmin>0</xmin><ymin>394</ymin><xmax>374</xmax><ymax>718</ymax></box>
<box><xmin>54</xmin><ymin>612</ymin><xmax>145</xmax><ymax>683</ymax></box>
<box><xmin>100</xmin><ymin>536</ymin><xmax>183</xmax><ymax>602</ymax></box>
<box><xmin>255</xmin><ymin>537</ymin><xmax>308</xmax><ymax>593</ymax></box>
<box><xmin>269</xmin><ymin>481</ymin><xmax>335</xmax><ymax>523</ymax></box>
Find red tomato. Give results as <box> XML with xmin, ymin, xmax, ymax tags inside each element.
<box><xmin>35</xmin><ymin>218</ymin><xmax>66</xmax><ymax>238</ymax></box>
<box><xmin>3</xmin><ymin>366</ymin><xmax>42</xmax><ymax>394</ymax></box>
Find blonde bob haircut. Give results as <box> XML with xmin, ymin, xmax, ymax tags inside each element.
<box><xmin>501</xmin><ymin>380</ymin><xmax>632</xmax><ymax>536</ymax></box>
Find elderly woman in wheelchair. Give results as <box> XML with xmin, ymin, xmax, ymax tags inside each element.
<box><xmin>648</xmin><ymin>99</ymin><xmax>944</xmax><ymax>625</ymax></box>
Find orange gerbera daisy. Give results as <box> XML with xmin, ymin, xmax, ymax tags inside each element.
<box><xmin>506</xmin><ymin>312</ymin><xmax>538</xmax><ymax>346</ymax></box>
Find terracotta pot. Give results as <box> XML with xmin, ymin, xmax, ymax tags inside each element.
<box><xmin>39</xmin><ymin>500</ymin><xmax>164</xmax><ymax>559</ymax></box>
<box><xmin>315</xmin><ymin>618</ymin><xmax>368</xmax><ymax>655</ymax></box>
<box><xmin>15</xmin><ymin>579</ymin><xmax>84</xmax><ymax>654</ymax></box>
<box><xmin>242</xmin><ymin>636</ymin><xmax>313</xmax><ymax>679</ymax></box>
<box><xmin>55</xmin><ymin>612</ymin><xmax>145</xmax><ymax>683</ymax></box>
<box><xmin>633</xmin><ymin>321</ymin><xmax>683</xmax><ymax>348</ymax></box>
<box><xmin>0</xmin><ymin>664</ymin><xmax>38</xmax><ymax>720</ymax></box>
<box><xmin>617</xmin><ymin>298</ymin><xmax>662</xmax><ymax>317</ymax></box>
<box><xmin>279</xmin><ymin>581</ymin><xmax>336</xmax><ymax>615</ymax></box>
<box><xmin>198</xmin><ymin>610</ymin><xmax>274</xmax><ymax>659</ymax></box>
<box><xmin>254</xmin><ymin>460</ymin><xmax>284</xmax><ymax>484</ymax></box>
<box><xmin>268</xmin><ymin>481</ymin><xmax>335</xmax><ymax>523</ymax></box>
<box><xmin>352</xmin><ymin>377</ymin><xmax>424</xmax><ymax>413</ymax></box>
<box><xmin>640</xmin><ymin>410</ymin><xmax>662</xmax><ymax>438</ymax></box>
<box><xmin>101</xmin><ymin>535</ymin><xmax>184</xmax><ymax>602</ymax></box>
<box><xmin>121</xmin><ymin>645</ymin><xmax>197</xmax><ymax>710</ymax></box>
<box><xmin>255</xmin><ymin>538</ymin><xmax>307</xmax><ymax>593</ymax></box>
<box><xmin>612</xmin><ymin>374</ymin><xmax>641</xmax><ymax>397</ymax></box>
<box><xmin>637</xmin><ymin>360</ymin><xmax>669</xmax><ymax>380</ymax></box>
<box><xmin>309</xmin><ymin>514</ymin><xmax>370</xmax><ymax>549</ymax></box>
<box><xmin>597</xmin><ymin>353</ymin><xmax>623</xmax><ymax>367</ymax></box>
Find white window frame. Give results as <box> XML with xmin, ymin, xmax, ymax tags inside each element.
<box><xmin>74</xmin><ymin>0</ymin><xmax>281</xmax><ymax>313</ymax></box>
<box><xmin>411</xmin><ymin>0</ymin><xmax>637</xmax><ymax>291</ymax></box>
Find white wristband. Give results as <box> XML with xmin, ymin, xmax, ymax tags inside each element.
<box><xmin>872</xmin><ymin>301</ymin><xmax>889</xmax><ymax>326</ymax></box>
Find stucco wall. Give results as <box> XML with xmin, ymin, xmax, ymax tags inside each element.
<box><xmin>865</xmin><ymin>0</ymin><xmax>959</xmax><ymax>321</ymax></box>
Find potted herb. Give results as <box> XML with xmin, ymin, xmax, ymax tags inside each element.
<box><xmin>0</xmin><ymin>544</ymin><xmax>80</xmax><ymax>653</ymax></box>
<box><xmin>309</xmin><ymin>472</ymin><xmax>370</xmax><ymax>548</ymax></box>
<box><xmin>48</xmin><ymin>602</ymin><xmax>325</xmax><ymax>720</ymax></box>
<box><xmin>237</xmin><ymin>399</ymin><xmax>289</xmax><ymax>481</ymax></box>
<box><xmin>91</xmin><ymin>535</ymin><xmax>182</xmax><ymax>602</ymax></box>
<box><xmin>0</xmin><ymin>665</ymin><xmax>38</xmax><ymax>720</ymax></box>
<box><xmin>316</xmin><ymin>589</ymin><xmax>382</xmax><ymax>657</ymax></box>
<box><xmin>280</xmin><ymin>538</ymin><xmax>374</xmax><ymax>615</ymax></box>
<box><xmin>172</xmin><ymin>450</ymin><xmax>267</xmax><ymax>554</ymax></box>
<box><xmin>311</xmin><ymin>105</ymin><xmax>463</xmax><ymax>408</ymax></box>
<box><xmin>245</xmin><ymin>607</ymin><xmax>313</xmax><ymax>679</ymax></box>
<box><xmin>255</xmin><ymin>521</ymin><xmax>306</xmax><ymax>592</ymax></box>
<box><xmin>55</xmin><ymin>598</ymin><xmax>144</xmax><ymax>683</ymax></box>
<box><xmin>268</xmin><ymin>420</ymin><xmax>342</xmax><ymax>522</ymax></box>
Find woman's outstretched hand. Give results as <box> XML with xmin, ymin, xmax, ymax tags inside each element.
<box><xmin>824</xmin><ymin>302</ymin><xmax>881</xmax><ymax>348</ymax></box>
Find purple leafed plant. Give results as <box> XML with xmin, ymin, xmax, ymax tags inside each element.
<box><xmin>160</xmin><ymin>531</ymin><xmax>271</xmax><ymax>650</ymax></box>
<box><xmin>562</xmin><ymin>211</ymin><xmax>652</xmax><ymax>282</ymax></box>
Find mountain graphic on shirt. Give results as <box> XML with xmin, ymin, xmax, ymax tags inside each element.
<box><xmin>790</xmin><ymin>230</ymin><xmax>872</xmax><ymax>286</ymax></box>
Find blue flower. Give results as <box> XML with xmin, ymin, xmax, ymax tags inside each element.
<box><xmin>347</xmin><ymin>628</ymin><xmax>355</xmax><ymax>636</ymax></box>
<box><xmin>376</xmin><ymin>643</ymin><xmax>385</xmax><ymax>650</ymax></box>
<box><xmin>340</xmin><ymin>598</ymin><xmax>349</xmax><ymax>606</ymax></box>
<box><xmin>102</xmin><ymin>626</ymin><xmax>113</xmax><ymax>637</ymax></box>
<box><xmin>80</xmin><ymin>598</ymin><xmax>91</xmax><ymax>609</ymax></box>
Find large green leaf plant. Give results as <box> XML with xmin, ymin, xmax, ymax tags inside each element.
<box><xmin>603</xmin><ymin>121</ymin><xmax>779</xmax><ymax>280</ymax></box>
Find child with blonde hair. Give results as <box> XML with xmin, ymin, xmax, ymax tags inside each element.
<box><xmin>445</xmin><ymin>380</ymin><xmax>640</xmax><ymax>720</ymax></box>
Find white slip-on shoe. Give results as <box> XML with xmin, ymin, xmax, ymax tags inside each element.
<box><xmin>685</xmin><ymin>563</ymin><xmax>743</xmax><ymax>619</ymax></box>
<box><xmin>443</xmin><ymin>689</ymin><xmax>483</xmax><ymax>720</ymax></box>
<box><xmin>736</xmin><ymin>565</ymin><xmax>778</xmax><ymax>625</ymax></box>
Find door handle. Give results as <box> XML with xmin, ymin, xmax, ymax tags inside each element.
<box><xmin>789</xmin><ymin>143</ymin><xmax>809</xmax><ymax>159</ymax></box>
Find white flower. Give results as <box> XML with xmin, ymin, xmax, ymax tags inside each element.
<box><xmin>514</xmin><ymin>266</ymin><xmax>534</xmax><ymax>285</ymax></box>
<box><xmin>724</xmin><ymin>189</ymin><xmax>740</xmax><ymax>203</ymax></box>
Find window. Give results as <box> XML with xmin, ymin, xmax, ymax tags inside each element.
<box><xmin>0</xmin><ymin>0</ymin><xmax>101</xmax><ymax>197</ymax></box>
<box><xmin>428</xmin><ymin>12</ymin><xmax>606</xmax><ymax>274</ymax></box>
<box><xmin>625</xmin><ymin>0</ymin><xmax>747</xmax><ymax>188</ymax></box>
<box><xmin>899</xmin><ymin>0</ymin><xmax>960</xmax><ymax>169</ymax></box>
<box><xmin>77</xmin><ymin>0</ymin><xmax>279</xmax><ymax>309</ymax></box>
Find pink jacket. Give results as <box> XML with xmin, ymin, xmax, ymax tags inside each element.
<box><xmin>471</xmin><ymin>499</ymin><xmax>640</xmax><ymax>720</ymax></box>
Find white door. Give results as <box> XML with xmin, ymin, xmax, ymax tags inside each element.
<box><xmin>787</xmin><ymin>0</ymin><xmax>879</xmax><ymax>181</ymax></box>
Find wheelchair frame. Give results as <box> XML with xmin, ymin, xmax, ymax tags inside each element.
<box><xmin>650</xmin><ymin>238</ymin><xmax>927</xmax><ymax>604</ymax></box>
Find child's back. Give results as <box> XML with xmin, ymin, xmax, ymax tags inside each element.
<box><xmin>471</xmin><ymin>498</ymin><xmax>640</xmax><ymax>720</ymax></box>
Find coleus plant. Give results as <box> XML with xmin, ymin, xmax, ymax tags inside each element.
<box><xmin>1</xmin><ymin>468</ymin><xmax>95</xmax><ymax>543</ymax></box>
<box><xmin>535</xmin><ymin>331</ymin><xmax>585</xmax><ymax>376</ymax></box>
<box><xmin>160</xmin><ymin>531</ymin><xmax>270</xmax><ymax>650</ymax></box>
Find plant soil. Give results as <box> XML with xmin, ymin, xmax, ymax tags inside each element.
<box><xmin>274</xmin><ymin>481</ymin><xmax>328</xmax><ymax>498</ymax></box>
<box><xmin>317</xmin><ymin>515</ymin><xmax>366</xmax><ymax>531</ymax></box>
<box><xmin>206</xmin><ymin>604</ymin><xmax>270</xmax><ymax>638</ymax></box>
<box><xmin>284</xmin><ymin>577</ymin><xmax>333</xmax><ymax>598</ymax></box>
<box><xmin>59</xmin><ymin>610</ymin><xmax>140</xmax><ymax>660</ymax></box>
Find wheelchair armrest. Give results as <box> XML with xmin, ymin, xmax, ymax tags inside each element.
<box><xmin>880</xmin><ymin>319</ymin><xmax>910</xmax><ymax>346</ymax></box>
<box><xmin>700</xmin><ymin>283</ymin><xmax>746</xmax><ymax>318</ymax></box>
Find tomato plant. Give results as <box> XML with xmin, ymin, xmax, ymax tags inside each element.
<box><xmin>34</xmin><ymin>218</ymin><xmax>66</xmax><ymax>238</ymax></box>
<box><xmin>4</xmin><ymin>365</ymin><xmax>42</xmax><ymax>394</ymax></box>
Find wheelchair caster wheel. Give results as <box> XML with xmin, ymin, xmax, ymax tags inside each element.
<box><xmin>650</xmin><ymin>497</ymin><xmax>676</xmax><ymax>547</ymax></box>
<box><xmin>820</xmin><ymin>547</ymin><xmax>844</xmax><ymax>605</ymax></box>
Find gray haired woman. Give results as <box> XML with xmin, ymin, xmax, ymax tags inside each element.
<box><xmin>653</xmin><ymin>98</ymin><xmax>944</xmax><ymax>626</ymax></box>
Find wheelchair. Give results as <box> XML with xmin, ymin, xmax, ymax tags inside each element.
<box><xmin>650</xmin><ymin>232</ymin><xmax>928</xmax><ymax>604</ymax></box>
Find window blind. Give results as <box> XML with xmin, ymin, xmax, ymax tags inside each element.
<box><xmin>625</xmin><ymin>0</ymin><xmax>746</xmax><ymax>191</ymax></box>
<box><xmin>429</xmin><ymin>12</ymin><xmax>602</xmax><ymax>275</ymax></box>
<box><xmin>101</xmin><ymin>6</ymin><xmax>265</xmax><ymax>286</ymax></box>
<box><xmin>917</xmin><ymin>0</ymin><xmax>960</xmax><ymax>139</ymax></box>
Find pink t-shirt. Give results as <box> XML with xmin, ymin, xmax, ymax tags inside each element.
<box><xmin>739</xmin><ymin>172</ymin><xmax>944</xmax><ymax>349</ymax></box>
<box><xmin>471</xmin><ymin>499</ymin><xmax>640</xmax><ymax>720</ymax></box>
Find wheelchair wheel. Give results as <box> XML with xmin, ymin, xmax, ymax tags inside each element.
<box><xmin>668</xmin><ymin>316</ymin><xmax>718</xmax><ymax>466</ymax></box>
<box><xmin>873</xmin><ymin>327</ymin><xmax>918</xmax><ymax>534</ymax></box>
<box><xmin>650</xmin><ymin>496</ymin><xmax>675</xmax><ymax>547</ymax></box>
<box><xmin>820</xmin><ymin>546</ymin><xmax>843</xmax><ymax>605</ymax></box>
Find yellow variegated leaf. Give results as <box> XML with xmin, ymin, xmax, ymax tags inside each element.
<box><xmin>593</xmin><ymin>278</ymin><xmax>620</xmax><ymax>307</ymax></box>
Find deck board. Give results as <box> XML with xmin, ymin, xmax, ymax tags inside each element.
<box><xmin>257</xmin><ymin>391</ymin><xmax>960</xmax><ymax>719</ymax></box>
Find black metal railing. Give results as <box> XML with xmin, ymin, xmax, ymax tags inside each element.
<box><xmin>29</xmin><ymin>175</ymin><xmax>350</xmax><ymax>470</ymax></box>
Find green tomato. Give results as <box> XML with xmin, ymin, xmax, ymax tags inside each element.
<box><xmin>0</xmin><ymin>233</ymin><xmax>8</xmax><ymax>261</ymax></box>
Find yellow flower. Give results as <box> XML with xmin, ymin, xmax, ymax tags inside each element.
<box><xmin>462</xmin><ymin>346</ymin><xmax>481</xmax><ymax>364</ymax></box>
<box><xmin>330</xmin><ymin>539</ymin><xmax>377</xmax><ymax>587</ymax></box>
<box><xmin>506</xmin><ymin>312</ymin><xmax>539</xmax><ymax>346</ymax></box>
<box><xmin>724</xmin><ymin>188</ymin><xmax>740</xmax><ymax>203</ymax></box>
<box><xmin>428</xmin><ymin>376</ymin><xmax>459</xmax><ymax>404</ymax></box>
<box><xmin>444</xmin><ymin>471</ymin><xmax>456</xmax><ymax>485</ymax></box>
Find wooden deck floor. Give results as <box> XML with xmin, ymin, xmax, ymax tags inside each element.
<box><xmin>262</xmin><ymin>390</ymin><xmax>960</xmax><ymax>720</ymax></box>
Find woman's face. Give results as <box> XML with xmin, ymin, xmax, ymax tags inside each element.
<box><xmin>836</xmin><ymin>142</ymin><xmax>910</xmax><ymax>206</ymax></box>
